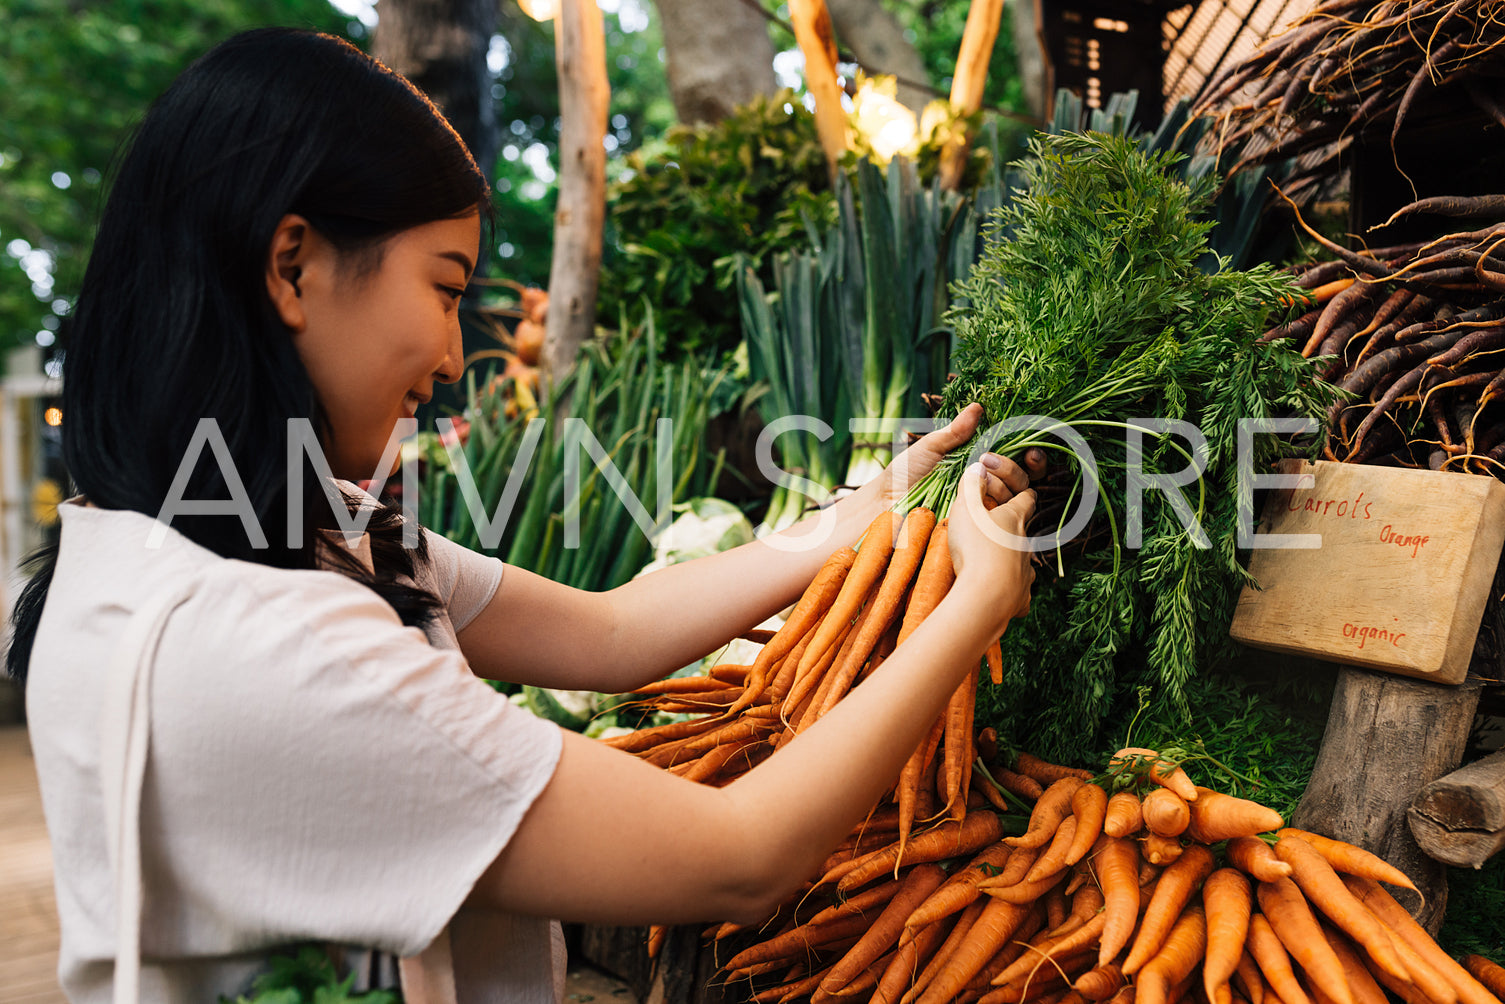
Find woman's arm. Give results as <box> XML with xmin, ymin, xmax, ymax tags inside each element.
<box><xmin>463</xmin><ymin>470</ymin><xmax>1034</xmax><ymax>924</ymax></box>
<box><xmin>456</xmin><ymin>405</ymin><xmax>1037</xmax><ymax>692</ymax></box>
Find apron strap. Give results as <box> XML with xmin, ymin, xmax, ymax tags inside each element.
<box><xmin>101</xmin><ymin>573</ymin><xmax>205</xmax><ymax>1004</ymax></box>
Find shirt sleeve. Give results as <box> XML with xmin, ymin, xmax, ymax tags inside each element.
<box><xmin>141</xmin><ymin>564</ymin><xmax>561</xmax><ymax>957</ymax></box>
<box><xmin>420</xmin><ymin>529</ymin><xmax>506</xmax><ymax>633</ymax></box>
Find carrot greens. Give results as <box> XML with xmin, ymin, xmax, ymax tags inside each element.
<box><xmin>906</xmin><ymin>131</ymin><xmax>1337</xmax><ymax>763</ymax></box>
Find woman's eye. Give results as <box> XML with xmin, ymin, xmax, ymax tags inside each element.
<box><xmin>440</xmin><ymin>285</ymin><xmax>465</xmax><ymax>301</ymax></box>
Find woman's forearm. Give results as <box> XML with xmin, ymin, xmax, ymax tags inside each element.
<box><xmin>591</xmin><ymin>479</ymin><xmax>894</xmax><ymax>691</ymax></box>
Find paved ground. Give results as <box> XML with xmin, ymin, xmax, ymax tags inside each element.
<box><xmin>0</xmin><ymin>726</ymin><xmax>64</xmax><ymax>1004</ymax></box>
<box><xmin>0</xmin><ymin>724</ymin><xmax>634</xmax><ymax>1004</ymax></box>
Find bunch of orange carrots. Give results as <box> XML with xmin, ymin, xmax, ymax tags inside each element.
<box><xmin>607</xmin><ymin>507</ymin><xmax>1004</xmax><ymax>851</ymax></box>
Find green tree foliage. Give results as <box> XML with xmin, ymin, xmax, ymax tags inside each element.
<box><xmin>485</xmin><ymin>1</ymin><xmax>675</xmax><ymax>290</ymax></box>
<box><xmin>0</xmin><ymin>0</ymin><xmax>356</xmax><ymax>356</ymax></box>
<box><xmin>597</xmin><ymin>90</ymin><xmax>835</xmax><ymax>361</ymax></box>
<box><xmin>875</xmin><ymin>0</ymin><xmax>1026</xmax><ymax>116</ymax></box>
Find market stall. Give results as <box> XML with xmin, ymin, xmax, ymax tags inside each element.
<box><xmin>414</xmin><ymin>0</ymin><xmax>1505</xmax><ymax>1000</ymax></box>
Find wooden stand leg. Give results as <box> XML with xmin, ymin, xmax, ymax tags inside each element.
<box><xmin>1292</xmin><ymin>666</ymin><xmax>1482</xmax><ymax>934</ymax></box>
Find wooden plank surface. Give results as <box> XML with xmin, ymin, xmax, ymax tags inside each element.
<box><xmin>0</xmin><ymin>725</ymin><xmax>65</xmax><ymax>1004</ymax></box>
<box><xmin>1231</xmin><ymin>460</ymin><xmax>1505</xmax><ymax>683</ymax></box>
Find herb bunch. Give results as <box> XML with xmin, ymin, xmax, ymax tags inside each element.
<box><xmin>909</xmin><ymin>131</ymin><xmax>1336</xmax><ymax>763</ymax></box>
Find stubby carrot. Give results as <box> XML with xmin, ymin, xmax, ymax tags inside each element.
<box><xmin>818</xmin><ymin>864</ymin><xmax>947</xmax><ymax>996</ymax></box>
<box><xmin>1065</xmin><ymin>784</ymin><xmax>1108</xmax><ymax>865</ymax></box>
<box><xmin>1134</xmin><ymin>905</ymin><xmax>1208</xmax><ymax>1004</ymax></box>
<box><xmin>1109</xmin><ymin>747</ymin><xmax>1198</xmax><ymax>801</ymax></box>
<box><xmin>1463</xmin><ymin>957</ymin><xmax>1505</xmax><ymax>1003</ymax></box>
<box><xmin>985</xmin><ymin>637</ymin><xmax>1003</xmax><ymax>686</ymax></box>
<box><xmin>1188</xmin><ymin>787</ymin><xmax>1284</xmax><ymax>842</ymax></box>
<box><xmin>1226</xmin><ymin>836</ymin><xmax>1293</xmax><ymax>882</ymax></box>
<box><xmin>1246</xmin><ymin>914</ymin><xmax>1312</xmax><ymax>1004</ymax></box>
<box><xmin>1007</xmin><ymin>777</ymin><xmax>1084</xmax><ymax>849</ymax></box>
<box><xmin>1273</xmin><ymin>836</ymin><xmax>1409</xmax><ymax>983</ymax></box>
<box><xmin>996</xmin><ymin>766</ymin><xmax>1046</xmax><ymax>802</ymax></box>
<box><xmin>1202</xmin><ymin>868</ymin><xmax>1253</xmax><ymax>1004</ymax></box>
<box><xmin>1102</xmin><ymin>791</ymin><xmax>1142</xmax><ymax>839</ymax></box>
<box><xmin>1094</xmin><ymin>836</ymin><xmax>1141</xmax><ymax>966</ymax></box>
<box><xmin>1122</xmin><ymin>845</ymin><xmax>1215</xmax><ymax>975</ymax></box>
<box><xmin>729</xmin><ymin>546</ymin><xmax>856</xmax><ymax>713</ymax></box>
<box><xmin>1256</xmin><ymin>879</ymin><xmax>1355</xmax><ymax>1004</ymax></box>
<box><xmin>1074</xmin><ymin>964</ymin><xmax>1124</xmax><ymax>1002</ymax></box>
<box><xmin>1142</xmin><ymin>787</ymin><xmax>1191</xmax><ymax>837</ymax></box>
<box><xmin>1016</xmin><ymin>752</ymin><xmax>1095</xmax><ymax>785</ymax></box>
<box><xmin>1142</xmin><ymin>832</ymin><xmax>1184</xmax><ymax>866</ymax></box>
<box><xmin>1276</xmin><ymin>828</ymin><xmax>1419</xmax><ymax>895</ymax></box>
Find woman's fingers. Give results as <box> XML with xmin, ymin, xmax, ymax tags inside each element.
<box><xmin>922</xmin><ymin>402</ymin><xmax>984</xmax><ymax>455</ymax></box>
<box><xmin>979</xmin><ymin>452</ymin><xmax>1030</xmax><ymax>498</ymax></box>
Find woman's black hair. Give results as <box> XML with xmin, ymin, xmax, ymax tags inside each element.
<box><xmin>6</xmin><ymin>28</ymin><xmax>493</xmax><ymax>685</ymax></box>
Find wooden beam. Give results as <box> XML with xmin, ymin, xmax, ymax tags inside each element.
<box><xmin>788</xmin><ymin>0</ymin><xmax>849</xmax><ymax>177</ymax></box>
<box><xmin>542</xmin><ymin>0</ymin><xmax>610</xmax><ymax>379</ymax></box>
<box><xmin>939</xmin><ymin>0</ymin><xmax>1004</xmax><ymax>190</ymax></box>
<box><xmin>1409</xmin><ymin>747</ymin><xmax>1505</xmax><ymax>869</ymax></box>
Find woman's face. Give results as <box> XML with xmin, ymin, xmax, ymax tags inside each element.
<box><xmin>268</xmin><ymin>212</ymin><xmax>480</xmax><ymax>480</ymax></box>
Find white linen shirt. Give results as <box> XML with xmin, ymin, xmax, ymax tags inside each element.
<box><xmin>26</xmin><ymin>499</ymin><xmax>565</xmax><ymax>1003</ymax></box>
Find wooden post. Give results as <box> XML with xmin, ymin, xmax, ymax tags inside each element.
<box><xmin>1292</xmin><ymin>667</ymin><xmax>1482</xmax><ymax>934</ymax></box>
<box><xmin>542</xmin><ymin>0</ymin><xmax>609</xmax><ymax>380</ymax></box>
<box><xmin>938</xmin><ymin>0</ymin><xmax>1004</xmax><ymax>190</ymax></box>
<box><xmin>788</xmin><ymin>0</ymin><xmax>849</xmax><ymax>177</ymax></box>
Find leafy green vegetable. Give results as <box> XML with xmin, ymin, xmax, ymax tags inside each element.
<box><xmin>915</xmin><ymin>130</ymin><xmax>1337</xmax><ymax>763</ymax></box>
<box><xmin>219</xmin><ymin>946</ymin><xmax>396</xmax><ymax>1004</ymax></box>
<box><xmin>1440</xmin><ymin>856</ymin><xmax>1505</xmax><ymax>962</ymax></box>
<box><xmin>418</xmin><ymin>310</ymin><xmax>730</xmax><ymax>593</ymax></box>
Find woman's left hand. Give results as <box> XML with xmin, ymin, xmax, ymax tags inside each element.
<box><xmin>871</xmin><ymin>402</ymin><xmax>1044</xmax><ymax>508</ymax></box>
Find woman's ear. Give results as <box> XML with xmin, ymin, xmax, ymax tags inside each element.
<box><xmin>265</xmin><ymin>214</ymin><xmax>312</xmax><ymax>332</ymax></box>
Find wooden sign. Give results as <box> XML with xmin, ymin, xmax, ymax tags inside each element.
<box><xmin>1230</xmin><ymin>460</ymin><xmax>1505</xmax><ymax>684</ymax></box>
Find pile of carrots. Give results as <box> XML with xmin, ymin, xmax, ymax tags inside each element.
<box><xmin>605</xmin><ymin>509</ymin><xmax>1505</xmax><ymax>1004</ymax></box>
<box><xmin>697</xmin><ymin>750</ymin><xmax>1505</xmax><ymax>1004</ymax></box>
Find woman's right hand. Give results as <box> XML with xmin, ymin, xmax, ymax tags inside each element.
<box><xmin>948</xmin><ymin>462</ymin><xmax>1037</xmax><ymax>629</ymax></box>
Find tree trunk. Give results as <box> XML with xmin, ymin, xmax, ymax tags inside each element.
<box><xmin>1012</xmin><ymin>0</ymin><xmax>1047</xmax><ymax>119</ymax></box>
<box><xmin>1292</xmin><ymin>667</ymin><xmax>1482</xmax><ymax>935</ymax></box>
<box><xmin>652</xmin><ymin>0</ymin><xmax>778</xmax><ymax>124</ymax></box>
<box><xmin>825</xmin><ymin>0</ymin><xmax>931</xmax><ymax>114</ymax></box>
<box><xmin>371</xmin><ymin>0</ymin><xmax>499</xmax><ymax>183</ymax></box>
<box><xmin>542</xmin><ymin>0</ymin><xmax>609</xmax><ymax>380</ymax></box>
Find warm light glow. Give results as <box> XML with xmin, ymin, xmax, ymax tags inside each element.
<box><xmin>44</xmin><ymin>407</ymin><xmax>62</xmax><ymax>427</ymax></box>
<box><xmin>1092</xmin><ymin>17</ymin><xmax>1129</xmax><ymax>32</ymax></box>
<box><xmin>518</xmin><ymin>0</ymin><xmax>556</xmax><ymax>20</ymax></box>
<box><xmin>851</xmin><ymin>76</ymin><xmax>918</xmax><ymax>164</ymax></box>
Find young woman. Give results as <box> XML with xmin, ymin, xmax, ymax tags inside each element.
<box><xmin>8</xmin><ymin>28</ymin><xmax>1038</xmax><ymax>1004</ymax></box>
